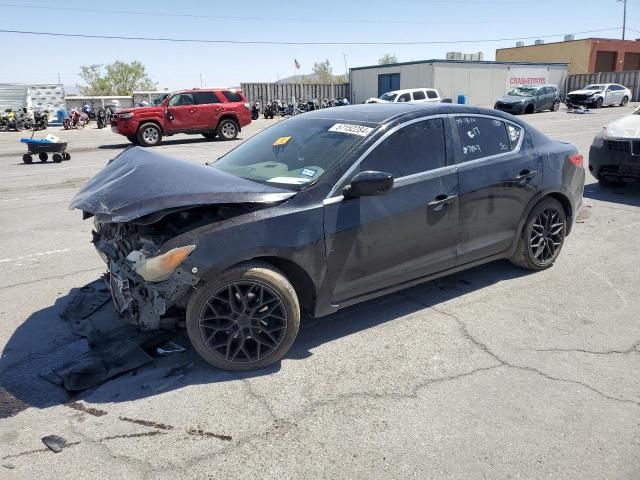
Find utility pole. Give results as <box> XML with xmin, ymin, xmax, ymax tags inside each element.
<box><xmin>618</xmin><ymin>0</ymin><xmax>627</xmax><ymax>40</ymax></box>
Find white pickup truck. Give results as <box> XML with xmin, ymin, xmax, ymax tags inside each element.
<box><xmin>365</xmin><ymin>88</ymin><xmax>442</xmax><ymax>104</ymax></box>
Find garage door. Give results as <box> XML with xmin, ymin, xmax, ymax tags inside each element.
<box><xmin>378</xmin><ymin>73</ymin><xmax>400</xmax><ymax>97</ymax></box>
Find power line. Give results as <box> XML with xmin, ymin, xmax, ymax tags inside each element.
<box><xmin>0</xmin><ymin>3</ymin><xmax>619</xmax><ymax>26</ymax></box>
<box><xmin>0</xmin><ymin>28</ymin><xmax>621</xmax><ymax>46</ymax></box>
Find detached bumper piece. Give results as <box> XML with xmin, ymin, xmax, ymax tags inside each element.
<box><xmin>566</xmin><ymin>95</ymin><xmax>596</xmax><ymax>106</ymax></box>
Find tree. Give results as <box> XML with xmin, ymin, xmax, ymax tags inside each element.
<box><xmin>312</xmin><ymin>59</ymin><xmax>335</xmax><ymax>84</ymax></box>
<box><xmin>378</xmin><ymin>53</ymin><xmax>398</xmax><ymax>65</ymax></box>
<box><xmin>78</xmin><ymin>60</ymin><xmax>157</xmax><ymax>96</ymax></box>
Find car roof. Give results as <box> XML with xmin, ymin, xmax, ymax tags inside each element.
<box><xmin>298</xmin><ymin>103</ymin><xmax>514</xmax><ymax>125</ymax></box>
<box><xmin>385</xmin><ymin>88</ymin><xmax>438</xmax><ymax>95</ymax></box>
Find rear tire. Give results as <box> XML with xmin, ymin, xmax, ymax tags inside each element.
<box><xmin>186</xmin><ymin>261</ymin><xmax>300</xmax><ymax>371</ymax></box>
<box><xmin>620</xmin><ymin>96</ymin><xmax>629</xmax><ymax>107</ymax></box>
<box><xmin>52</xmin><ymin>153</ymin><xmax>63</xmax><ymax>163</ymax></box>
<box><xmin>63</xmin><ymin>152</ymin><xmax>71</xmax><ymax>160</ymax></box>
<box><xmin>137</xmin><ymin>123</ymin><xmax>162</xmax><ymax>147</ymax></box>
<box><xmin>217</xmin><ymin>118</ymin><xmax>239</xmax><ymax>141</ymax></box>
<box><xmin>22</xmin><ymin>154</ymin><xmax>33</xmax><ymax>164</ymax></box>
<box><xmin>510</xmin><ymin>197</ymin><xmax>567</xmax><ymax>271</ymax></box>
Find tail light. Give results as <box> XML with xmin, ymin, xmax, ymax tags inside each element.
<box><xmin>567</xmin><ymin>153</ymin><xmax>583</xmax><ymax>168</ymax></box>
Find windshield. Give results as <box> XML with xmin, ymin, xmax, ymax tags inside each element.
<box><xmin>584</xmin><ymin>85</ymin><xmax>605</xmax><ymax>91</ymax></box>
<box><xmin>379</xmin><ymin>92</ymin><xmax>398</xmax><ymax>102</ymax></box>
<box><xmin>508</xmin><ymin>87</ymin><xmax>537</xmax><ymax>97</ymax></box>
<box><xmin>210</xmin><ymin>117</ymin><xmax>376</xmax><ymax>190</ymax></box>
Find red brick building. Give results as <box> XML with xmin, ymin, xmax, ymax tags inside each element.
<box><xmin>497</xmin><ymin>38</ymin><xmax>640</xmax><ymax>75</ymax></box>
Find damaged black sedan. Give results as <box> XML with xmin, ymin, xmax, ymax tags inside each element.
<box><xmin>71</xmin><ymin>104</ymin><xmax>585</xmax><ymax>371</ymax></box>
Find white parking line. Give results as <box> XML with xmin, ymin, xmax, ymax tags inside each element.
<box><xmin>0</xmin><ymin>248</ymin><xmax>72</xmax><ymax>264</ymax></box>
<box><xmin>0</xmin><ymin>193</ymin><xmax>68</xmax><ymax>203</ymax></box>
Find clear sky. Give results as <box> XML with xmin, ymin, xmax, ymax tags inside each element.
<box><xmin>0</xmin><ymin>0</ymin><xmax>636</xmax><ymax>90</ymax></box>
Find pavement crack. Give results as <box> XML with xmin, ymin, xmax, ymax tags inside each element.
<box><xmin>234</xmin><ymin>373</ymin><xmax>278</xmax><ymax>421</ymax></box>
<box><xmin>534</xmin><ymin>341</ymin><xmax>640</xmax><ymax>356</ymax></box>
<box><xmin>403</xmin><ymin>295</ymin><xmax>640</xmax><ymax>408</ymax></box>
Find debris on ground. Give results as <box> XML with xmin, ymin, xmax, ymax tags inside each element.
<box><xmin>41</xmin><ymin>435</ymin><xmax>70</xmax><ymax>453</ymax></box>
<box><xmin>60</xmin><ymin>279</ymin><xmax>111</xmax><ymax>326</ymax></box>
<box><xmin>156</xmin><ymin>341</ymin><xmax>187</xmax><ymax>356</ymax></box>
<box><xmin>41</xmin><ymin>323</ymin><xmax>175</xmax><ymax>392</ymax></box>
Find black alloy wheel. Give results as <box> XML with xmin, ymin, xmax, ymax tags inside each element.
<box><xmin>551</xmin><ymin>101</ymin><xmax>560</xmax><ymax>112</ymax></box>
<box><xmin>595</xmin><ymin>97</ymin><xmax>603</xmax><ymax>108</ymax></box>
<box><xmin>621</xmin><ymin>96</ymin><xmax>629</xmax><ymax>106</ymax></box>
<box><xmin>511</xmin><ymin>197</ymin><xmax>566</xmax><ymax>271</ymax></box>
<box><xmin>186</xmin><ymin>262</ymin><xmax>300</xmax><ymax>371</ymax></box>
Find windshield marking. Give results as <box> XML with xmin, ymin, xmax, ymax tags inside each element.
<box><xmin>328</xmin><ymin>123</ymin><xmax>374</xmax><ymax>137</ymax></box>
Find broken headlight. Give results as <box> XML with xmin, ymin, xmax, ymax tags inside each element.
<box><xmin>127</xmin><ymin>245</ymin><xmax>196</xmax><ymax>282</ymax></box>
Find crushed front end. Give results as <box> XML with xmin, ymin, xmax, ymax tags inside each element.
<box><xmin>93</xmin><ymin>221</ymin><xmax>199</xmax><ymax>330</ymax></box>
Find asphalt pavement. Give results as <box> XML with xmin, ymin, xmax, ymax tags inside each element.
<box><xmin>0</xmin><ymin>109</ymin><xmax>639</xmax><ymax>479</ymax></box>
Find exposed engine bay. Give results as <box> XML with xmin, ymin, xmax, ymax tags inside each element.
<box><xmin>92</xmin><ymin>204</ymin><xmax>261</xmax><ymax>330</ymax></box>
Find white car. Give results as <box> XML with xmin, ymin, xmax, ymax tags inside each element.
<box><xmin>365</xmin><ymin>88</ymin><xmax>441</xmax><ymax>104</ymax></box>
<box><xmin>565</xmin><ymin>83</ymin><xmax>632</xmax><ymax>109</ymax></box>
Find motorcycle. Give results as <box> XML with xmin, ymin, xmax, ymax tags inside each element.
<box><xmin>81</xmin><ymin>104</ymin><xmax>96</xmax><ymax>122</ymax></box>
<box><xmin>263</xmin><ymin>101</ymin><xmax>277</xmax><ymax>119</ymax></box>
<box><xmin>250</xmin><ymin>100</ymin><xmax>261</xmax><ymax>120</ymax></box>
<box><xmin>63</xmin><ymin>108</ymin><xmax>89</xmax><ymax>129</ymax></box>
<box><xmin>0</xmin><ymin>109</ymin><xmax>28</xmax><ymax>131</ymax></box>
<box><xmin>33</xmin><ymin>110</ymin><xmax>49</xmax><ymax>130</ymax></box>
<box><xmin>96</xmin><ymin>107</ymin><xmax>107</xmax><ymax>129</ymax></box>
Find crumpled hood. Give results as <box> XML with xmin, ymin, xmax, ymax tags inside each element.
<box><xmin>498</xmin><ymin>95</ymin><xmax>529</xmax><ymax>104</ymax></box>
<box><xmin>568</xmin><ymin>89</ymin><xmax>599</xmax><ymax>96</ymax></box>
<box><xmin>69</xmin><ymin>147</ymin><xmax>296</xmax><ymax>223</ymax></box>
<box><xmin>605</xmin><ymin>114</ymin><xmax>640</xmax><ymax>139</ymax></box>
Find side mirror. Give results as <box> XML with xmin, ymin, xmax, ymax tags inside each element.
<box><xmin>343</xmin><ymin>171</ymin><xmax>394</xmax><ymax>199</ymax></box>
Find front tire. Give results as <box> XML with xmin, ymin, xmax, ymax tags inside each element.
<box><xmin>595</xmin><ymin>97</ymin><xmax>603</xmax><ymax>109</ymax></box>
<box><xmin>186</xmin><ymin>262</ymin><xmax>300</xmax><ymax>371</ymax></box>
<box><xmin>137</xmin><ymin>123</ymin><xmax>162</xmax><ymax>147</ymax></box>
<box><xmin>510</xmin><ymin>197</ymin><xmax>566</xmax><ymax>271</ymax></box>
<box><xmin>217</xmin><ymin>118</ymin><xmax>238</xmax><ymax>141</ymax></box>
<box><xmin>551</xmin><ymin>101</ymin><xmax>560</xmax><ymax>112</ymax></box>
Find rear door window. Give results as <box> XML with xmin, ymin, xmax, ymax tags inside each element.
<box><xmin>454</xmin><ymin>116</ymin><xmax>513</xmax><ymax>162</ymax></box>
<box><xmin>412</xmin><ymin>90</ymin><xmax>426</xmax><ymax>100</ymax></box>
<box><xmin>194</xmin><ymin>91</ymin><xmax>221</xmax><ymax>104</ymax></box>
<box><xmin>222</xmin><ymin>90</ymin><xmax>244</xmax><ymax>102</ymax></box>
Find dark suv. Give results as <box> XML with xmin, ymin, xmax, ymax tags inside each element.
<box><xmin>111</xmin><ymin>88</ymin><xmax>252</xmax><ymax>146</ymax></box>
<box><xmin>494</xmin><ymin>85</ymin><xmax>560</xmax><ymax>115</ymax></box>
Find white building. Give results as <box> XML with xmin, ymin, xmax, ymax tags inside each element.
<box><xmin>0</xmin><ymin>83</ymin><xmax>65</xmax><ymax>114</ymax></box>
<box><xmin>349</xmin><ymin>59</ymin><xmax>568</xmax><ymax>106</ymax></box>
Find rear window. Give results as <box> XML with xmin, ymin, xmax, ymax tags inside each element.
<box><xmin>194</xmin><ymin>91</ymin><xmax>220</xmax><ymax>104</ymax></box>
<box><xmin>412</xmin><ymin>90</ymin><xmax>426</xmax><ymax>100</ymax></box>
<box><xmin>222</xmin><ymin>90</ymin><xmax>244</xmax><ymax>102</ymax></box>
<box><xmin>426</xmin><ymin>90</ymin><xmax>438</xmax><ymax>99</ymax></box>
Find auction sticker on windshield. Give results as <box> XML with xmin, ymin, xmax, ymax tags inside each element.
<box><xmin>329</xmin><ymin>123</ymin><xmax>374</xmax><ymax>137</ymax></box>
<box><xmin>272</xmin><ymin>136</ymin><xmax>292</xmax><ymax>146</ymax></box>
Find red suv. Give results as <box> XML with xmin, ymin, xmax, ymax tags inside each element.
<box><xmin>111</xmin><ymin>88</ymin><xmax>252</xmax><ymax>147</ymax></box>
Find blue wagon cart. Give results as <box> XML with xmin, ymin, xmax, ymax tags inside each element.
<box><xmin>20</xmin><ymin>137</ymin><xmax>70</xmax><ymax>164</ymax></box>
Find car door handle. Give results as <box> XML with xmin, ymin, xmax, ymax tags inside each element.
<box><xmin>428</xmin><ymin>194</ymin><xmax>457</xmax><ymax>211</ymax></box>
<box><xmin>513</xmin><ymin>169</ymin><xmax>538</xmax><ymax>185</ymax></box>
